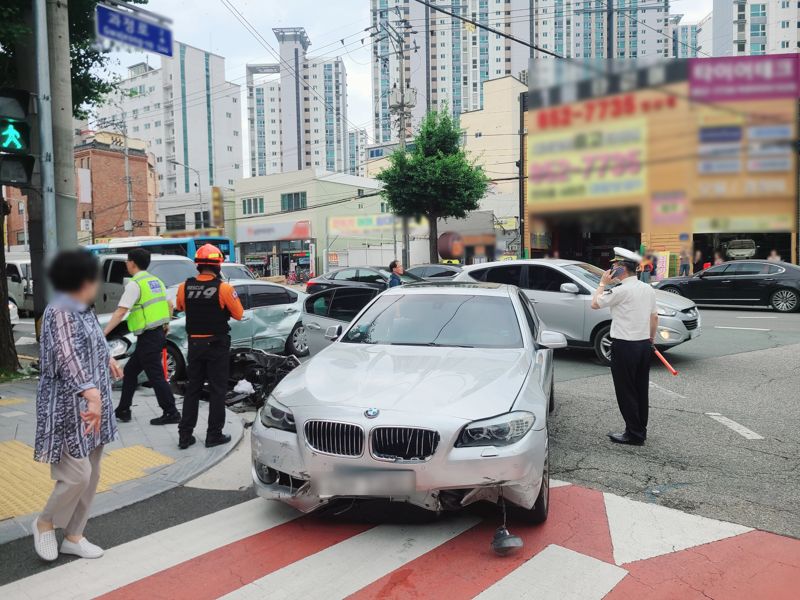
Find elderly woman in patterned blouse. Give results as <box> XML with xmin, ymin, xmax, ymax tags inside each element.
<box><xmin>32</xmin><ymin>250</ymin><xmax>122</xmax><ymax>561</ymax></box>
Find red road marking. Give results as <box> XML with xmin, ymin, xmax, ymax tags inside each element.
<box><xmin>98</xmin><ymin>518</ymin><xmax>372</xmax><ymax>600</ymax></box>
<box><xmin>349</xmin><ymin>485</ymin><xmax>614</xmax><ymax>599</ymax></box>
<box><xmin>607</xmin><ymin>530</ymin><xmax>800</xmax><ymax>600</ymax></box>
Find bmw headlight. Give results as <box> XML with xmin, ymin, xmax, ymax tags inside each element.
<box><xmin>456</xmin><ymin>411</ymin><xmax>535</xmax><ymax>447</ymax></box>
<box><xmin>260</xmin><ymin>396</ymin><xmax>296</xmax><ymax>432</ymax></box>
<box><xmin>657</xmin><ymin>306</ymin><xmax>676</xmax><ymax>317</ymax></box>
<box><xmin>107</xmin><ymin>337</ymin><xmax>129</xmax><ymax>359</ymax></box>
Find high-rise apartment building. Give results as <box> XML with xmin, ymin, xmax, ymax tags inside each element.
<box><xmin>347</xmin><ymin>129</ymin><xmax>368</xmax><ymax>176</ymax></box>
<box><xmin>371</xmin><ymin>0</ymin><xmax>673</xmax><ymax>143</ymax></box>
<box><xmin>247</xmin><ymin>28</ymin><xmax>349</xmax><ymax>177</ymax></box>
<box><xmin>696</xmin><ymin>12</ymin><xmax>714</xmax><ymax>56</ymax></box>
<box><xmin>709</xmin><ymin>0</ymin><xmax>799</xmax><ymax>57</ymax></box>
<box><xmin>669</xmin><ymin>14</ymin><xmax>699</xmax><ymax>57</ymax></box>
<box><xmin>96</xmin><ymin>42</ymin><xmax>243</xmax><ymax>233</ymax></box>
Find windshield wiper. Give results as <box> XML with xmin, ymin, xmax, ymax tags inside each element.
<box><xmin>389</xmin><ymin>342</ymin><xmax>475</xmax><ymax>348</ymax></box>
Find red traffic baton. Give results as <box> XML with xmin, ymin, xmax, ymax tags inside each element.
<box><xmin>653</xmin><ymin>346</ymin><xmax>678</xmax><ymax>376</ymax></box>
<box><xmin>162</xmin><ymin>348</ymin><xmax>169</xmax><ymax>380</ymax></box>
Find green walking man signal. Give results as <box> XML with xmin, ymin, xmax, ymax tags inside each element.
<box><xmin>0</xmin><ymin>119</ymin><xmax>29</xmax><ymax>154</ymax></box>
<box><xmin>0</xmin><ymin>88</ymin><xmax>34</xmax><ymax>185</ymax></box>
<box><xmin>1</xmin><ymin>122</ymin><xmax>23</xmax><ymax>149</ymax></box>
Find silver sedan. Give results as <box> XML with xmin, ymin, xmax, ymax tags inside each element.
<box><xmin>251</xmin><ymin>282</ymin><xmax>567</xmax><ymax>523</ymax></box>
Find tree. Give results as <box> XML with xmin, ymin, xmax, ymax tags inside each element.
<box><xmin>0</xmin><ymin>0</ymin><xmax>148</xmax><ymax>119</ymax></box>
<box><xmin>1</xmin><ymin>197</ymin><xmax>20</xmax><ymax>374</ymax></box>
<box><xmin>377</xmin><ymin>108</ymin><xmax>489</xmax><ymax>263</ymax></box>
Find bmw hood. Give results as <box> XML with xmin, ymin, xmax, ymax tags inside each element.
<box><xmin>654</xmin><ymin>288</ymin><xmax>696</xmax><ymax>310</ymax></box>
<box><xmin>274</xmin><ymin>344</ymin><xmax>532</xmax><ymax>421</ymax></box>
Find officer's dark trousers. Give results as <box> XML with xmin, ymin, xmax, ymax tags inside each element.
<box><xmin>179</xmin><ymin>334</ymin><xmax>230</xmax><ymax>438</ymax></box>
<box><xmin>610</xmin><ymin>338</ymin><xmax>651</xmax><ymax>441</ymax></box>
<box><xmin>118</xmin><ymin>327</ymin><xmax>178</xmax><ymax>415</ymax></box>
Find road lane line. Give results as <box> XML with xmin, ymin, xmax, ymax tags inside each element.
<box><xmin>221</xmin><ymin>516</ymin><xmax>481</xmax><ymax>600</ymax></box>
<box><xmin>14</xmin><ymin>336</ymin><xmax>37</xmax><ymax>345</ymax></box>
<box><xmin>649</xmin><ymin>381</ymin><xmax>686</xmax><ymax>399</ymax></box>
<box><xmin>713</xmin><ymin>326</ymin><xmax>771</xmax><ymax>332</ymax></box>
<box><xmin>735</xmin><ymin>316</ymin><xmax>777</xmax><ymax>319</ymax></box>
<box><xmin>0</xmin><ymin>499</ymin><xmax>299</xmax><ymax>600</ymax></box>
<box><xmin>705</xmin><ymin>413</ymin><xmax>764</xmax><ymax>440</ymax></box>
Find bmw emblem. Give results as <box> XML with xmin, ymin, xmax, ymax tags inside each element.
<box><xmin>364</xmin><ymin>408</ymin><xmax>380</xmax><ymax>419</ymax></box>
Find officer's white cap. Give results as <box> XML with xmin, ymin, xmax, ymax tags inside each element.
<box><xmin>610</xmin><ymin>247</ymin><xmax>643</xmax><ymax>264</ymax></box>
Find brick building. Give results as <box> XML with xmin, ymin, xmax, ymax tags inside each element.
<box><xmin>4</xmin><ymin>130</ymin><xmax>158</xmax><ymax>250</ymax></box>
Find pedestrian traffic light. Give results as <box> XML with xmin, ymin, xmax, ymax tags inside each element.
<box><xmin>0</xmin><ymin>88</ymin><xmax>34</xmax><ymax>185</ymax></box>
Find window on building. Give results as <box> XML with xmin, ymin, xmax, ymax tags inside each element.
<box><xmin>751</xmin><ymin>23</ymin><xmax>766</xmax><ymax>36</ymax></box>
<box><xmin>194</xmin><ymin>210</ymin><xmax>210</xmax><ymax>229</ymax></box>
<box><xmin>242</xmin><ymin>197</ymin><xmax>265</xmax><ymax>215</ymax></box>
<box><xmin>280</xmin><ymin>191</ymin><xmax>307</xmax><ymax>212</ymax></box>
<box><xmin>165</xmin><ymin>214</ymin><xmax>186</xmax><ymax>231</ymax></box>
<box><xmin>750</xmin><ymin>3</ymin><xmax>766</xmax><ymax>16</ymax></box>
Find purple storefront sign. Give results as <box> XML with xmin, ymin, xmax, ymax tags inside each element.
<box><xmin>689</xmin><ymin>54</ymin><xmax>800</xmax><ymax>102</ymax></box>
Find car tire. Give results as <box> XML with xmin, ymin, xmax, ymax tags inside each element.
<box><xmin>548</xmin><ymin>378</ymin><xmax>555</xmax><ymax>413</ymax></box>
<box><xmin>165</xmin><ymin>343</ymin><xmax>186</xmax><ymax>382</ymax></box>
<box><xmin>513</xmin><ymin>427</ymin><xmax>549</xmax><ymax>525</ymax></box>
<box><xmin>770</xmin><ymin>289</ymin><xmax>799</xmax><ymax>313</ymax></box>
<box><xmin>661</xmin><ymin>286</ymin><xmax>683</xmax><ymax>296</ymax></box>
<box><xmin>593</xmin><ymin>324</ymin><xmax>612</xmax><ymax>367</ymax></box>
<box><xmin>285</xmin><ymin>323</ymin><xmax>309</xmax><ymax>357</ymax></box>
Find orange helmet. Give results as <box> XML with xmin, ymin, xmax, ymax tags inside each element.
<box><xmin>194</xmin><ymin>243</ymin><xmax>224</xmax><ymax>266</ymax></box>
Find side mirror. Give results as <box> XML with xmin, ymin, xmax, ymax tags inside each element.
<box><xmin>8</xmin><ymin>274</ymin><xmax>21</xmax><ymax>284</ymax></box>
<box><xmin>559</xmin><ymin>282</ymin><xmax>580</xmax><ymax>294</ymax></box>
<box><xmin>324</xmin><ymin>324</ymin><xmax>342</xmax><ymax>341</ymax></box>
<box><xmin>539</xmin><ymin>329</ymin><xmax>568</xmax><ymax>349</ymax></box>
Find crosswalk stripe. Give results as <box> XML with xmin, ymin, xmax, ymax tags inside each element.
<box><xmin>475</xmin><ymin>544</ymin><xmax>628</xmax><ymax>600</ymax></box>
<box><xmin>0</xmin><ymin>499</ymin><xmax>298</xmax><ymax>600</ymax></box>
<box><xmin>220</xmin><ymin>516</ymin><xmax>482</xmax><ymax>600</ymax></box>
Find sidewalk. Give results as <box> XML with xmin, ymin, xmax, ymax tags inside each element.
<box><xmin>0</xmin><ymin>378</ymin><xmax>244</xmax><ymax>545</ymax></box>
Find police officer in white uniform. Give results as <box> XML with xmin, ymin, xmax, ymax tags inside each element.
<box><xmin>591</xmin><ymin>247</ymin><xmax>658</xmax><ymax>445</ymax></box>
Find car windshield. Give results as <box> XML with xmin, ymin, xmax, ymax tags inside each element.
<box><xmin>342</xmin><ymin>293</ymin><xmax>523</xmax><ymax>348</ymax></box>
<box><xmin>149</xmin><ymin>261</ymin><xmax>198</xmax><ymax>288</ymax></box>
<box><xmin>377</xmin><ymin>268</ymin><xmax>423</xmax><ymax>283</ymax></box>
<box><xmin>222</xmin><ymin>264</ymin><xmax>255</xmax><ymax>280</ymax></box>
<box><xmin>561</xmin><ymin>263</ymin><xmax>608</xmax><ymax>289</ymax></box>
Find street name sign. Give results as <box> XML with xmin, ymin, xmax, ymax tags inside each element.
<box><xmin>95</xmin><ymin>3</ymin><xmax>173</xmax><ymax>57</ymax></box>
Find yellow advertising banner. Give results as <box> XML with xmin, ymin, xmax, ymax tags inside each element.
<box><xmin>527</xmin><ymin>119</ymin><xmax>647</xmax><ymax>204</ymax></box>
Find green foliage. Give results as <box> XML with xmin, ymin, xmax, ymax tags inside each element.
<box><xmin>0</xmin><ymin>0</ymin><xmax>148</xmax><ymax>119</ymax></box>
<box><xmin>376</xmin><ymin>108</ymin><xmax>489</xmax><ymax>262</ymax></box>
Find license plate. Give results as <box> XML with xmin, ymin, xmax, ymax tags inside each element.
<box><xmin>313</xmin><ymin>468</ymin><xmax>416</xmax><ymax>497</ymax></box>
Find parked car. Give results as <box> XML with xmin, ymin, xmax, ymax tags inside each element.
<box><xmin>6</xmin><ymin>255</ymin><xmax>33</xmax><ymax>315</ymax></box>
<box><xmin>96</xmin><ymin>254</ymin><xmax>198</xmax><ymax>314</ymax></box>
<box><xmin>305</xmin><ymin>266</ymin><xmax>423</xmax><ymax>294</ymax></box>
<box><xmin>106</xmin><ymin>279</ymin><xmax>308</xmax><ymax>380</ymax></box>
<box><xmin>302</xmin><ymin>287</ymin><xmax>380</xmax><ymax>355</ymax></box>
<box><xmin>655</xmin><ymin>260</ymin><xmax>800</xmax><ymax>313</ymax></box>
<box><xmin>221</xmin><ymin>262</ymin><xmax>256</xmax><ymax>281</ymax></box>
<box><xmin>454</xmin><ymin>259</ymin><xmax>701</xmax><ymax>365</ymax></box>
<box><xmin>724</xmin><ymin>239</ymin><xmax>757</xmax><ymax>260</ymax></box>
<box><xmin>406</xmin><ymin>263</ymin><xmax>463</xmax><ymax>281</ymax></box>
<box><xmin>251</xmin><ymin>281</ymin><xmax>566</xmax><ymax>522</ymax></box>
<box><xmin>8</xmin><ymin>300</ymin><xmax>19</xmax><ymax>329</ymax></box>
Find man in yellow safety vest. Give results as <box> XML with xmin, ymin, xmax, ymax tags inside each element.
<box><xmin>103</xmin><ymin>248</ymin><xmax>180</xmax><ymax>425</ymax></box>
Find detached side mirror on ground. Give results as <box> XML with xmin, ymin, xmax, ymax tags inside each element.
<box><xmin>539</xmin><ymin>330</ymin><xmax>568</xmax><ymax>349</ymax></box>
<box><xmin>560</xmin><ymin>282</ymin><xmax>580</xmax><ymax>294</ymax></box>
<box><xmin>324</xmin><ymin>324</ymin><xmax>342</xmax><ymax>341</ymax></box>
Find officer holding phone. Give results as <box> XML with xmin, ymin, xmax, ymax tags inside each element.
<box><xmin>591</xmin><ymin>247</ymin><xmax>658</xmax><ymax>446</ymax></box>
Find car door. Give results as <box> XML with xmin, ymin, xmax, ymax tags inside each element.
<box><xmin>354</xmin><ymin>268</ymin><xmax>387</xmax><ymax>290</ymax></box>
<box><xmin>248</xmin><ymin>283</ymin><xmax>300</xmax><ymax>351</ymax></box>
<box><xmin>98</xmin><ymin>259</ymin><xmax>127</xmax><ymax>314</ymax></box>
<box><xmin>683</xmin><ymin>264</ymin><xmax>732</xmax><ymax>302</ymax></box>
<box><xmin>228</xmin><ymin>285</ymin><xmax>255</xmax><ymax>349</ymax></box>
<box><xmin>517</xmin><ymin>291</ymin><xmax>551</xmax><ymax>392</ymax></box>
<box><xmin>303</xmin><ymin>288</ymin><xmax>378</xmax><ymax>355</ymax></box>
<box><xmin>328</xmin><ymin>267</ymin><xmax>360</xmax><ymax>289</ymax></box>
<box><xmin>480</xmin><ymin>264</ymin><xmax>525</xmax><ymax>286</ymax></box>
<box><xmin>523</xmin><ymin>265</ymin><xmax>586</xmax><ymax>342</ymax></box>
<box><xmin>727</xmin><ymin>262</ymin><xmax>773</xmax><ymax>303</ymax></box>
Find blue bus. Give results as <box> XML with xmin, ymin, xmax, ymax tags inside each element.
<box><xmin>85</xmin><ymin>236</ymin><xmax>234</xmax><ymax>261</ymax></box>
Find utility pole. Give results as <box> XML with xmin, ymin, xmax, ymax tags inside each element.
<box><xmin>47</xmin><ymin>0</ymin><xmax>77</xmax><ymax>249</ymax></box>
<box><xmin>122</xmin><ymin>120</ymin><xmax>133</xmax><ymax>236</ymax></box>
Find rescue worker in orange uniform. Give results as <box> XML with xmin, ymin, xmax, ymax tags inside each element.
<box><xmin>175</xmin><ymin>244</ymin><xmax>244</xmax><ymax>449</ymax></box>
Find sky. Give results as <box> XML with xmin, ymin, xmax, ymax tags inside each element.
<box><xmin>107</xmin><ymin>0</ymin><xmax>714</xmax><ymax>142</ymax></box>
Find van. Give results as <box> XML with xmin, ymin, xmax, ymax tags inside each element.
<box><xmin>5</xmin><ymin>254</ymin><xmax>33</xmax><ymax>315</ymax></box>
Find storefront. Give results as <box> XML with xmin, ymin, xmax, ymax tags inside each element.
<box><xmin>236</xmin><ymin>220</ymin><xmax>315</xmax><ymax>277</ymax></box>
<box><xmin>524</xmin><ymin>56</ymin><xmax>799</xmax><ymax>274</ymax></box>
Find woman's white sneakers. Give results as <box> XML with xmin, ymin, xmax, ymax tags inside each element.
<box><xmin>60</xmin><ymin>537</ymin><xmax>104</xmax><ymax>559</ymax></box>
<box><xmin>32</xmin><ymin>518</ymin><xmax>59</xmax><ymax>562</ymax></box>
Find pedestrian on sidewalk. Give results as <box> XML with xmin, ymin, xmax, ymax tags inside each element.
<box><xmin>591</xmin><ymin>247</ymin><xmax>657</xmax><ymax>446</ymax></box>
<box><xmin>388</xmin><ymin>260</ymin><xmax>404</xmax><ymax>288</ymax></box>
<box><xmin>679</xmin><ymin>248</ymin><xmax>691</xmax><ymax>277</ymax></box>
<box><xmin>102</xmin><ymin>248</ymin><xmax>180</xmax><ymax>426</ymax></box>
<box><xmin>175</xmin><ymin>244</ymin><xmax>244</xmax><ymax>450</ymax></box>
<box><xmin>33</xmin><ymin>250</ymin><xmax>123</xmax><ymax>561</ymax></box>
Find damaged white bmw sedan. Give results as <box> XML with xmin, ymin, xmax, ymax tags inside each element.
<box><xmin>250</xmin><ymin>282</ymin><xmax>566</xmax><ymax>523</ymax></box>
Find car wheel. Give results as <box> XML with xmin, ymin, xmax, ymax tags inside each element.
<box><xmin>165</xmin><ymin>343</ymin><xmax>186</xmax><ymax>382</ymax></box>
<box><xmin>514</xmin><ymin>427</ymin><xmax>549</xmax><ymax>525</ymax></box>
<box><xmin>770</xmin><ymin>289</ymin><xmax>799</xmax><ymax>313</ymax></box>
<box><xmin>593</xmin><ymin>325</ymin><xmax>612</xmax><ymax>366</ymax></box>
<box><xmin>286</xmin><ymin>323</ymin><xmax>309</xmax><ymax>356</ymax></box>
<box><xmin>548</xmin><ymin>378</ymin><xmax>555</xmax><ymax>413</ymax></box>
<box><xmin>661</xmin><ymin>286</ymin><xmax>682</xmax><ymax>296</ymax></box>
